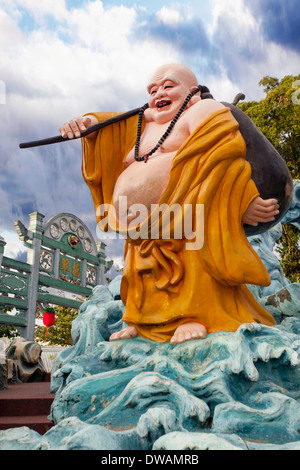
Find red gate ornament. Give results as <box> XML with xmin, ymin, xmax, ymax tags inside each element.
<box><xmin>43</xmin><ymin>308</ymin><xmax>55</xmax><ymax>336</ymax></box>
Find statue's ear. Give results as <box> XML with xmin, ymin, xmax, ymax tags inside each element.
<box><xmin>189</xmin><ymin>86</ymin><xmax>202</xmax><ymax>106</ymax></box>
<box><xmin>191</xmin><ymin>85</ymin><xmax>201</xmax><ymax>95</ymax></box>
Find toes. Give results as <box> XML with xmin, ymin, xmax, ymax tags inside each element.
<box><xmin>110</xmin><ymin>326</ymin><xmax>138</xmax><ymax>341</ymax></box>
<box><xmin>195</xmin><ymin>331</ymin><xmax>206</xmax><ymax>339</ymax></box>
<box><xmin>120</xmin><ymin>326</ymin><xmax>136</xmax><ymax>338</ymax></box>
<box><xmin>170</xmin><ymin>335</ymin><xmax>178</xmax><ymax>345</ymax></box>
<box><xmin>170</xmin><ymin>324</ymin><xmax>207</xmax><ymax>345</ymax></box>
<box><xmin>170</xmin><ymin>332</ymin><xmax>191</xmax><ymax>345</ymax></box>
<box><xmin>109</xmin><ymin>332</ymin><xmax>119</xmax><ymax>341</ymax></box>
<box><xmin>184</xmin><ymin>330</ymin><xmax>205</xmax><ymax>341</ymax></box>
<box><xmin>170</xmin><ymin>336</ymin><xmax>178</xmax><ymax>345</ymax></box>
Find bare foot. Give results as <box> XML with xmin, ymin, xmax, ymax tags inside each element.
<box><xmin>109</xmin><ymin>325</ymin><xmax>138</xmax><ymax>341</ymax></box>
<box><xmin>170</xmin><ymin>322</ymin><xmax>207</xmax><ymax>345</ymax></box>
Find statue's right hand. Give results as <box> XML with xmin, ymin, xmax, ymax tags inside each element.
<box><xmin>59</xmin><ymin>116</ymin><xmax>92</xmax><ymax>139</ymax></box>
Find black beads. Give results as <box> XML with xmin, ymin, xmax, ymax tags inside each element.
<box><xmin>134</xmin><ymin>85</ymin><xmax>202</xmax><ymax>163</ymax></box>
<box><xmin>134</xmin><ymin>104</ymin><xmax>149</xmax><ymax>162</ymax></box>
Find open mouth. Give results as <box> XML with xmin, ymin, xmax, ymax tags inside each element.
<box><xmin>156</xmin><ymin>100</ymin><xmax>171</xmax><ymax>110</ymax></box>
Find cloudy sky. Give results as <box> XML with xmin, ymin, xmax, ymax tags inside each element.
<box><xmin>0</xmin><ymin>0</ymin><xmax>300</xmax><ymax>269</ymax></box>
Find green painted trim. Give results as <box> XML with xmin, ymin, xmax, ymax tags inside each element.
<box><xmin>39</xmin><ymin>274</ymin><xmax>92</xmax><ymax>296</ymax></box>
<box><xmin>42</xmin><ymin>235</ymin><xmax>105</xmax><ymax>264</ymax></box>
<box><xmin>0</xmin><ymin>295</ymin><xmax>28</xmax><ymax>308</ymax></box>
<box><xmin>60</xmin><ymin>232</ymin><xmax>84</xmax><ymax>252</ymax></box>
<box><xmin>1</xmin><ymin>268</ymin><xmax>29</xmax><ymax>280</ymax></box>
<box><xmin>0</xmin><ymin>285</ymin><xmax>28</xmax><ymax>296</ymax></box>
<box><xmin>2</xmin><ymin>257</ymin><xmax>31</xmax><ymax>272</ymax></box>
<box><xmin>37</xmin><ymin>292</ymin><xmax>83</xmax><ymax>309</ymax></box>
<box><xmin>33</xmin><ymin>232</ymin><xmax>43</xmax><ymax>240</ymax></box>
<box><xmin>0</xmin><ymin>313</ymin><xmax>27</xmax><ymax>326</ymax></box>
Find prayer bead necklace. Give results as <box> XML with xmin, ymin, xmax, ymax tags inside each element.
<box><xmin>134</xmin><ymin>85</ymin><xmax>202</xmax><ymax>163</ymax></box>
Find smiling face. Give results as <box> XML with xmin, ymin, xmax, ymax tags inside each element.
<box><xmin>147</xmin><ymin>64</ymin><xmax>200</xmax><ymax>124</ymax></box>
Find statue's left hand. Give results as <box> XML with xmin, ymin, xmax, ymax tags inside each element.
<box><xmin>242</xmin><ymin>197</ymin><xmax>279</xmax><ymax>226</ymax></box>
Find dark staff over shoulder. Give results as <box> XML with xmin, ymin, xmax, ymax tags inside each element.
<box><xmin>18</xmin><ymin>89</ymin><xmax>223</xmax><ymax>149</ymax></box>
<box><xmin>18</xmin><ymin>89</ymin><xmax>218</xmax><ymax>149</ymax></box>
<box><xmin>19</xmin><ymin>107</ymin><xmax>144</xmax><ymax>149</ymax></box>
<box><xmin>18</xmin><ymin>94</ymin><xmax>293</xmax><ymax>238</ymax></box>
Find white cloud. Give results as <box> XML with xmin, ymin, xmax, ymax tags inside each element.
<box><xmin>0</xmin><ymin>8</ymin><xmax>24</xmax><ymax>51</ymax></box>
<box><xmin>208</xmin><ymin>0</ymin><xmax>300</xmax><ymax>101</ymax></box>
<box><xmin>0</xmin><ymin>1</ymin><xmax>180</xmax><ymax>123</ymax></box>
<box><xmin>111</xmin><ymin>256</ymin><xmax>124</xmax><ymax>269</ymax></box>
<box><xmin>204</xmin><ymin>66</ymin><xmax>243</xmax><ymax>103</ymax></box>
<box><xmin>4</xmin><ymin>0</ymin><xmax>67</xmax><ymax>22</ymax></box>
<box><xmin>67</xmin><ymin>2</ymin><xmax>137</xmax><ymax>50</ymax></box>
<box><xmin>0</xmin><ymin>230</ymin><xmax>26</xmax><ymax>259</ymax></box>
<box><xmin>210</xmin><ymin>0</ymin><xmax>259</xmax><ymax>38</ymax></box>
<box><xmin>0</xmin><ymin>1</ymin><xmax>181</xmax><ymax>269</ymax></box>
<box><xmin>155</xmin><ymin>6</ymin><xmax>181</xmax><ymax>26</ymax></box>
<box><xmin>1</xmin><ymin>0</ymin><xmax>299</xmax><ymax>252</ymax></box>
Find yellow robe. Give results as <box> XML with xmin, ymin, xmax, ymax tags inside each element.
<box><xmin>82</xmin><ymin>107</ymin><xmax>276</xmax><ymax>342</ymax></box>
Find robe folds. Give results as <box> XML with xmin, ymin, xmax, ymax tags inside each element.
<box><xmin>82</xmin><ymin>107</ymin><xmax>276</xmax><ymax>342</ymax></box>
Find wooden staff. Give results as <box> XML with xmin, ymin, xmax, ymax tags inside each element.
<box><xmin>18</xmin><ymin>90</ymin><xmax>218</xmax><ymax>149</ymax></box>
<box><xmin>19</xmin><ymin>106</ymin><xmax>144</xmax><ymax>149</ymax></box>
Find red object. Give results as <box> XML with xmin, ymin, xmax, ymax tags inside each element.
<box><xmin>43</xmin><ymin>309</ymin><xmax>55</xmax><ymax>335</ymax></box>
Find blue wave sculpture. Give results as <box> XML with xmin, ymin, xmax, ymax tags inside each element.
<box><xmin>1</xmin><ymin>181</ymin><xmax>300</xmax><ymax>451</ymax></box>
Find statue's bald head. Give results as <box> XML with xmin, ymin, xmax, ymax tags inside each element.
<box><xmin>146</xmin><ymin>63</ymin><xmax>201</xmax><ymax>125</ymax></box>
<box><xmin>147</xmin><ymin>64</ymin><xmax>198</xmax><ymax>94</ymax></box>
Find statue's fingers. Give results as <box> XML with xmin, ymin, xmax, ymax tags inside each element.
<box><xmin>252</xmin><ymin>208</ymin><xmax>280</xmax><ymax>218</ymax></box>
<box><xmin>62</xmin><ymin>122</ymin><xmax>75</xmax><ymax>139</ymax></box>
<box><xmin>252</xmin><ymin>215</ymin><xmax>276</xmax><ymax>223</ymax></box>
<box><xmin>69</xmin><ymin>119</ymin><xmax>82</xmax><ymax>138</ymax></box>
<box><xmin>257</xmin><ymin>198</ymin><xmax>279</xmax><ymax>209</ymax></box>
<box><xmin>82</xmin><ymin>116</ymin><xmax>92</xmax><ymax>131</ymax></box>
<box><xmin>242</xmin><ymin>216</ymin><xmax>258</xmax><ymax>226</ymax></box>
<box><xmin>257</xmin><ymin>204</ymin><xmax>280</xmax><ymax>213</ymax></box>
<box><xmin>59</xmin><ymin>126</ymin><xmax>67</xmax><ymax>138</ymax></box>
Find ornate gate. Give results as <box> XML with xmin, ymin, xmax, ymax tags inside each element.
<box><xmin>0</xmin><ymin>212</ymin><xmax>113</xmax><ymax>340</ymax></box>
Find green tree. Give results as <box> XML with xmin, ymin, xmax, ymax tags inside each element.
<box><xmin>0</xmin><ymin>306</ymin><xmax>21</xmax><ymax>339</ymax></box>
<box><xmin>34</xmin><ymin>305</ymin><xmax>78</xmax><ymax>346</ymax></box>
<box><xmin>239</xmin><ymin>74</ymin><xmax>300</xmax><ymax>282</ymax></box>
<box><xmin>239</xmin><ymin>74</ymin><xmax>300</xmax><ymax>177</ymax></box>
<box><xmin>276</xmin><ymin>224</ymin><xmax>300</xmax><ymax>284</ymax></box>
<box><xmin>0</xmin><ymin>324</ymin><xmax>20</xmax><ymax>339</ymax></box>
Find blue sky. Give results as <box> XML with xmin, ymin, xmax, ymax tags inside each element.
<box><xmin>0</xmin><ymin>0</ymin><xmax>299</xmax><ymax>267</ymax></box>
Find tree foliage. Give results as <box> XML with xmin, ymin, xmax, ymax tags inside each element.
<box><xmin>239</xmin><ymin>74</ymin><xmax>300</xmax><ymax>177</ymax></box>
<box><xmin>0</xmin><ymin>324</ymin><xmax>20</xmax><ymax>339</ymax></box>
<box><xmin>276</xmin><ymin>224</ymin><xmax>300</xmax><ymax>284</ymax></box>
<box><xmin>239</xmin><ymin>74</ymin><xmax>300</xmax><ymax>282</ymax></box>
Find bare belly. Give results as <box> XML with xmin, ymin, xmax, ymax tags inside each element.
<box><xmin>113</xmin><ymin>151</ymin><xmax>176</xmax><ymax>227</ymax></box>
